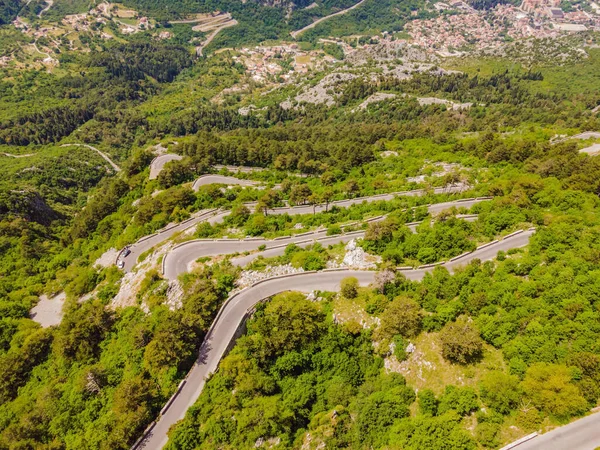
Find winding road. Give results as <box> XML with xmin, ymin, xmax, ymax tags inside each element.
<box><xmin>162</xmin><ymin>214</ymin><xmax>480</xmax><ymax>280</ymax></box>
<box><xmin>291</xmin><ymin>0</ymin><xmax>368</xmax><ymax>38</ymax></box>
<box><xmin>213</xmin><ymin>164</ymin><xmax>266</xmax><ymax>173</ymax></box>
<box><xmin>121</xmin><ymin>190</ymin><xmax>485</xmax><ymax>272</ymax></box>
<box><xmin>191</xmin><ymin>174</ymin><xmax>259</xmax><ymax>191</ymax></box>
<box><xmin>61</xmin><ymin>144</ymin><xmax>121</xmax><ymax>172</ymax></box>
<box><xmin>196</xmin><ymin>19</ymin><xmax>238</xmax><ymax>56</ymax></box>
<box><xmin>149</xmin><ymin>154</ymin><xmax>183</xmax><ymax>180</ymax></box>
<box><xmin>1</xmin><ymin>152</ymin><xmax>33</xmax><ymax>158</ymax></box>
<box><xmin>148</xmin><ymin>156</ymin><xmax>266</xmax><ymax>182</ymax></box>
<box><xmin>133</xmin><ymin>229</ymin><xmax>535</xmax><ymax>450</ymax></box>
<box><xmin>38</xmin><ymin>0</ymin><xmax>53</xmax><ymax>17</ymax></box>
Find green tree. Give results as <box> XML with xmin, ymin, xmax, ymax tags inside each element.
<box><xmin>439</xmin><ymin>316</ymin><xmax>484</xmax><ymax>364</ymax></box>
<box><xmin>322</xmin><ymin>188</ymin><xmax>334</xmax><ymax>212</ymax></box>
<box><xmin>321</xmin><ymin>171</ymin><xmax>336</xmax><ymax>186</ymax></box>
<box><xmin>356</xmin><ymin>391</ymin><xmax>411</xmax><ymax>447</ymax></box>
<box><xmin>344</xmin><ymin>179</ymin><xmax>360</xmax><ymax>198</ymax></box>
<box><xmin>521</xmin><ymin>363</ymin><xmax>588</xmax><ymax>419</ymax></box>
<box><xmin>228</xmin><ymin>204</ymin><xmax>251</xmax><ymax>227</ymax></box>
<box><xmin>438</xmin><ymin>385</ymin><xmax>479</xmax><ymax>416</ymax></box>
<box><xmin>375</xmin><ymin>296</ymin><xmax>422</xmax><ymax>340</ymax></box>
<box><xmin>479</xmin><ymin>371</ymin><xmax>521</xmax><ymax>415</ymax></box>
<box><xmin>290</xmin><ymin>184</ymin><xmax>313</xmax><ymax>206</ymax></box>
<box><xmin>248</xmin><ymin>293</ymin><xmax>325</xmax><ymax>362</ymax></box>
<box><xmin>418</xmin><ymin>389</ymin><xmax>438</xmax><ymax>416</ymax></box>
<box><xmin>389</xmin><ymin>412</ymin><xmax>476</xmax><ymax>450</ymax></box>
<box><xmin>256</xmin><ymin>189</ymin><xmax>280</xmax><ymax>216</ymax></box>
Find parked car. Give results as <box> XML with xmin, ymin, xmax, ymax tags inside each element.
<box><xmin>123</xmin><ymin>248</ymin><xmax>131</xmax><ymax>257</ymax></box>
<box><xmin>117</xmin><ymin>260</ymin><xmax>125</xmax><ymax>269</ymax></box>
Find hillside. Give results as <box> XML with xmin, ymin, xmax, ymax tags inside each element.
<box><xmin>0</xmin><ymin>0</ymin><xmax>24</xmax><ymax>25</ymax></box>
<box><xmin>2</xmin><ymin>0</ymin><xmax>600</xmax><ymax>449</ymax></box>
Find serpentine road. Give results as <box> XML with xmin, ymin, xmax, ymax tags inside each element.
<box><xmin>148</xmin><ymin>154</ymin><xmax>266</xmax><ymax>181</ymax></box>
<box><xmin>149</xmin><ymin>154</ymin><xmax>183</xmax><ymax>180</ymax></box>
<box><xmin>122</xmin><ymin>189</ymin><xmax>485</xmax><ymax>272</ymax></box>
<box><xmin>191</xmin><ymin>174</ymin><xmax>259</xmax><ymax>191</ymax></box>
<box><xmin>162</xmin><ymin>214</ymin><xmax>480</xmax><ymax>280</ymax></box>
<box><xmin>291</xmin><ymin>0</ymin><xmax>368</xmax><ymax>38</ymax></box>
<box><xmin>133</xmin><ymin>230</ymin><xmax>535</xmax><ymax>450</ymax></box>
<box><xmin>61</xmin><ymin>144</ymin><xmax>121</xmax><ymax>172</ymax></box>
<box><xmin>213</xmin><ymin>164</ymin><xmax>266</xmax><ymax>173</ymax></box>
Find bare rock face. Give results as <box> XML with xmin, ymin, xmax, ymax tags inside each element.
<box><xmin>237</xmin><ymin>263</ymin><xmax>305</xmax><ymax>289</ymax></box>
<box><xmin>341</xmin><ymin>239</ymin><xmax>378</xmax><ymax>269</ymax></box>
<box><xmin>165</xmin><ymin>281</ymin><xmax>184</xmax><ymax>311</ymax></box>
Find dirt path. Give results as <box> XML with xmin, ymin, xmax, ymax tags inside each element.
<box><xmin>291</xmin><ymin>0</ymin><xmax>367</xmax><ymax>38</ymax></box>
<box><xmin>33</xmin><ymin>41</ymin><xmax>51</xmax><ymax>59</ymax></box>
<box><xmin>61</xmin><ymin>143</ymin><xmax>121</xmax><ymax>172</ymax></box>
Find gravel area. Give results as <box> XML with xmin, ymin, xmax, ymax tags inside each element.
<box><xmin>30</xmin><ymin>292</ymin><xmax>66</xmax><ymax>328</ymax></box>
<box><xmin>94</xmin><ymin>248</ymin><xmax>119</xmax><ymax>268</ymax></box>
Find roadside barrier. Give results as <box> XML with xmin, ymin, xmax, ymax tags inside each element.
<box><xmin>476</xmin><ymin>239</ymin><xmax>499</xmax><ymax>250</ymax></box>
<box><xmin>140</xmin><ymin>227</ymin><xmax>537</xmax><ymax>450</ymax></box>
<box><xmin>138</xmin><ymin>195</ymin><xmax>493</xmax><ymax>274</ymax></box>
<box><xmin>498</xmin><ymin>432</ymin><xmax>538</xmax><ymax>450</ymax></box>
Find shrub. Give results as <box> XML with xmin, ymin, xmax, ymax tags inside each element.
<box><xmin>393</xmin><ymin>335</ymin><xmax>408</xmax><ymax>361</ymax></box>
<box><xmin>327</xmin><ymin>224</ymin><xmax>342</xmax><ymax>235</ymax></box>
<box><xmin>418</xmin><ymin>389</ymin><xmax>438</xmax><ymax>416</ymax></box>
<box><xmin>340</xmin><ymin>277</ymin><xmax>359</xmax><ymax>299</ymax></box>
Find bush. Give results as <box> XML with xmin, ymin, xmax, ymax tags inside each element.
<box><xmin>438</xmin><ymin>386</ymin><xmax>479</xmax><ymax>416</ymax></box>
<box><xmin>393</xmin><ymin>335</ymin><xmax>408</xmax><ymax>361</ymax></box>
<box><xmin>327</xmin><ymin>224</ymin><xmax>342</xmax><ymax>235</ymax></box>
<box><xmin>340</xmin><ymin>277</ymin><xmax>359</xmax><ymax>299</ymax></box>
<box><xmin>290</xmin><ymin>251</ymin><xmax>326</xmax><ymax>271</ymax></box>
<box><xmin>418</xmin><ymin>389</ymin><xmax>438</xmax><ymax>416</ymax></box>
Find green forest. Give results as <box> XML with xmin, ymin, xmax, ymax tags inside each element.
<box><xmin>1</xmin><ymin>0</ymin><xmax>600</xmax><ymax>449</ymax></box>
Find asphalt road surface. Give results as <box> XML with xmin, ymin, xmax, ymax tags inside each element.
<box><xmin>510</xmin><ymin>413</ymin><xmax>600</xmax><ymax>450</ymax></box>
<box><xmin>149</xmin><ymin>154</ymin><xmax>183</xmax><ymax>180</ymax></box>
<box><xmin>61</xmin><ymin>143</ymin><xmax>121</xmax><ymax>172</ymax></box>
<box><xmin>191</xmin><ymin>174</ymin><xmax>259</xmax><ymax>191</ymax></box>
<box><xmin>163</xmin><ymin>214</ymin><xmax>480</xmax><ymax>280</ymax></box>
<box><xmin>291</xmin><ymin>0</ymin><xmax>368</xmax><ymax>38</ymax></box>
<box><xmin>213</xmin><ymin>164</ymin><xmax>266</xmax><ymax>173</ymax></box>
<box><xmin>133</xmin><ymin>230</ymin><xmax>534</xmax><ymax>450</ymax></box>
<box><xmin>121</xmin><ymin>209</ymin><xmax>221</xmax><ymax>272</ymax></box>
<box><xmin>121</xmin><ymin>186</ymin><xmax>485</xmax><ymax>272</ymax></box>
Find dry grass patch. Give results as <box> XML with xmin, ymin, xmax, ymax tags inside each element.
<box><xmin>384</xmin><ymin>331</ymin><xmax>507</xmax><ymax>395</ymax></box>
<box><xmin>331</xmin><ymin>290</ymin><xmax>379</xmax><ymax>329</ymax></box>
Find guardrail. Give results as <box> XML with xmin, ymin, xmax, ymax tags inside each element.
<box><xmin>134</xmin><ymin>195</ymin><xmax>493</xmax><ymax>273</ymax></box>
<box><xmin>499</xmin><ymin>432</ymin><xmax>538</xmax><ymax>450</ymax></box>
<box><xmin>135</xmin><ymin>226</ymin><xmax>537</xmax><ymax>449</ymax></box>
<box><xmin>160</xmin><ymin>213</ymin><xmax>495</xmax><ymax>276</ymax></box>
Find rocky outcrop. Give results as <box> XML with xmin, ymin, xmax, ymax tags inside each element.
<box><xmin>0</xmin><ymin>189</ymin><xmax>61</xmax><ymax>225</ymax></box>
